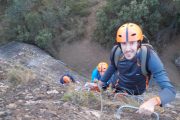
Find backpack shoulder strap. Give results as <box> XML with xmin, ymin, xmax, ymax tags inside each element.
<box><xmin>110</xmin><ymin>45</ymin><xmax>122</xmax><ymax>68</ymax></box>
<box><xmin>140</xmin><ymin>44</ymin><xmax>153</xmax><ymax>76</ymax></box>
<box><xmin>140</xmin><ymin>45</ymin><xmax>148</xmax><ymax>76</ymax></box>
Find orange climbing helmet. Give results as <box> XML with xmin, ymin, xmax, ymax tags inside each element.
<box><xmin>116</xmin><ymin>23</ymin><xmax>144</xmax><ymax>43</ymax></box>
<box><xmin>63</xmin><ymin>76</ymin><xmax>71</xmax><ymax>83</ymax></box>
<box><xmin>60</xmin><ymin>74</ymin><xmax>75</xmax><ymax>84</ymax></box>
<box><xmin>97</xmin><ymin>62</ymin><xmax>108</xmax><ymax>72</ymax></box>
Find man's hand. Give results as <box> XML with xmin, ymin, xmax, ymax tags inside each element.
<box><xmin>93</xmin><ymin>79</ymin><xmax>99</xmax><ymax>83</ymax></box>
<box><xmin>98</xmin><ymin>81</ymin><xmax>108</xmax><ymax>90</ymax></box>
<box><xmin>84</xmin><ymin>82</ymin><xmax>100</xmax><ymax>92</ymax></box>
<box><xmin>137</xmin><ymin>97</ymin><xmax>161</xmax><ymax>115</ymax></box>
<box><xmin>98</xmin><ymin>80</ymin><xmax>103</xmax><ymax>88</ymax></box>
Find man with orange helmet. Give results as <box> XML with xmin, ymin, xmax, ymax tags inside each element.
<box><xmin>99</xmin><ymin>23</ymin><xmax>176</xmax><ymax>115</ymax></box>
<box><xmin>91</xmin><ymin>62</ymin><xmax>109</xmax><ymax>83</ymax></box>
<box><xmin>60</xmin><ymin>74</ymin><xmax>76</xmax><ymax>85</ymax></box>
<box><xmin>83</xmin><ymin>62</ymin><xmax>112</xmax><ymax>92</ymax></box>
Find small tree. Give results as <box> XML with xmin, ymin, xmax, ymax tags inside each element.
<box><xmin>35</xmin><ymin>29</ymin><xmax>52</xmax><ymax>49</ymax></box>
<box><xmin>2</xmin><ymin>0</ymin><xmax>93</xmax><ymax>54</ymax></box>
<box><xmin>94</xmin><ymin>0</ymin><xmax>176</xmax><ymax>48</ymax></box>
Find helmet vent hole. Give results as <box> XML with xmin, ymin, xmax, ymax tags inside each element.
<box><xmin>118</xmin><ymin>35</ymin><xmax>122</xmax><ymax>37</ymax></box>
<box><xmin>131</xmin><ymin>33</ymin><xmax>136</xmax><ymax>36</ymax></box>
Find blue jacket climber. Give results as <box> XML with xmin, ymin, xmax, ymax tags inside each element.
<box><xmin>83</xmin><ymin>62</ymin><xmax>110</xmax><ymax>92</ymax></box>
<box><xmin>99</xmin><ymin>23</ymin><xmax>176</xmax><ymax>115</ymax></box>
<box><xmin>91</xmin><ymin>62</ymin><xmax>110</xmax><ymax>83</ymax></box>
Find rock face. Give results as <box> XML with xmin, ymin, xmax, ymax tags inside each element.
<box><xmin>0</xmin><ymin>42</ymin><xmax>97</xmax><ymax>120</ymax></box>
<box><xmin>0</xmin><ymin>42</ymin><xmax>180</xmax><ymax>120</ymax></box>
<box><xmin>0</xmin><ymin>41</ymin><xmax>87</xmax><ymax>83</ymax></box>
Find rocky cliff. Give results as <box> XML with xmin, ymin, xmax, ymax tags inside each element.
<box><xmin>0</xmin><ymin>42</ymin><xmax>179</xmax><ymax>120</ymax></box>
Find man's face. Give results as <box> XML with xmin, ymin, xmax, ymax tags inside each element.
<box><xmin>99</xmin><ymin>71</ymin><xmax>105</xmax><ymax>76</ymax></box>
<box><xmin>121</xmin><ymin>41</ymin><xmax>138</xmax><ymax>60</ymax></box>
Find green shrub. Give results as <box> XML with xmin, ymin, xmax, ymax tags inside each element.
<box><xmin>16</xmin><ymin>25</ymin><xmax>30</xmax><ymax>42</ymax></box>
<box><xmin>65</xmin><ymin>0</ymin><xmax>96</xmax><ymax>17</ymax></box>
<box><xmin>2</xmin><ymin>0</ymin><xmax>91</xmax><ymax>52</ymax></box>
<box><xmin>25</xmin><ymin>12</ymin><xmax>42</xmax><ymax>35</ymax></box>
<box><xmin>94</xmin><ymin>0</ymin><xmax>177</xmax><ymax>48</ymax></box>
<box><xmin>7</xmin><ymin>64</ymin><xmax>35</xmax><ymax>86</ymax></box>
<box><xmin>61</xmin><ymin>84</ymin><xmax>100</xmax><ymax>108</ymax></box>
<box><xmin>35</xmin><ymin>29</ymin><xmax>52</xmax><ymax>49</ymax></box>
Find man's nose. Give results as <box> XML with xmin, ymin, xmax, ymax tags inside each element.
<box><xmin>126</xmin><ymin>43</ymin><xmax>131</xmax><ymax>50</ymax></box>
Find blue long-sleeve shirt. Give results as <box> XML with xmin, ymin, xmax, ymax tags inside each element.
<box><xmin>91</xmin><ymin>68</ymin><xmax>112</xmax><ymax>85</ymax></box>
<box><xmin>91</xmin><ymin>68</ymin><xmax>101</xmax><ymax>82</ymax></box>
<box><xmin>101</xmin><ymin>47</ymin><xmax>176</xmax><ymax>106</ymax></box>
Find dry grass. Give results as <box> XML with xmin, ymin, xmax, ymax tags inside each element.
<box><xmin>7</xmin><ymin>64</ymin><xmax>36</xmax><ymax>86</ymax></box>
<box><xmin>62</xmin><ymin>84</ymin><xmax>101</xmax><ymax>109</ymax></box>
<box><xmin>61</xmin><ymin>84</ymin><xmax>146</xmax><ymax>113</ymax></box>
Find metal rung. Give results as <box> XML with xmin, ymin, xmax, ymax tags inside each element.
<box><xmin>114</xmin><ymin>93</ymin><xmax>144</xmax><ymax>103</ymax></box>
<box><xmin>115</xmin><ymin>105</ymin><xmax>159</xmax><ymax>120</ymax></box>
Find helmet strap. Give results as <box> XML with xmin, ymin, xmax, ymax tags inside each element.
<box><xmin>118</xmin><ymin>43</ymin><xmax>121</xmax><ymax>49</ymax></box>
<box><xmin>138</xmin><ymin>41</ymin><xmax>141</xmax><ymax>49</ymax></box>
